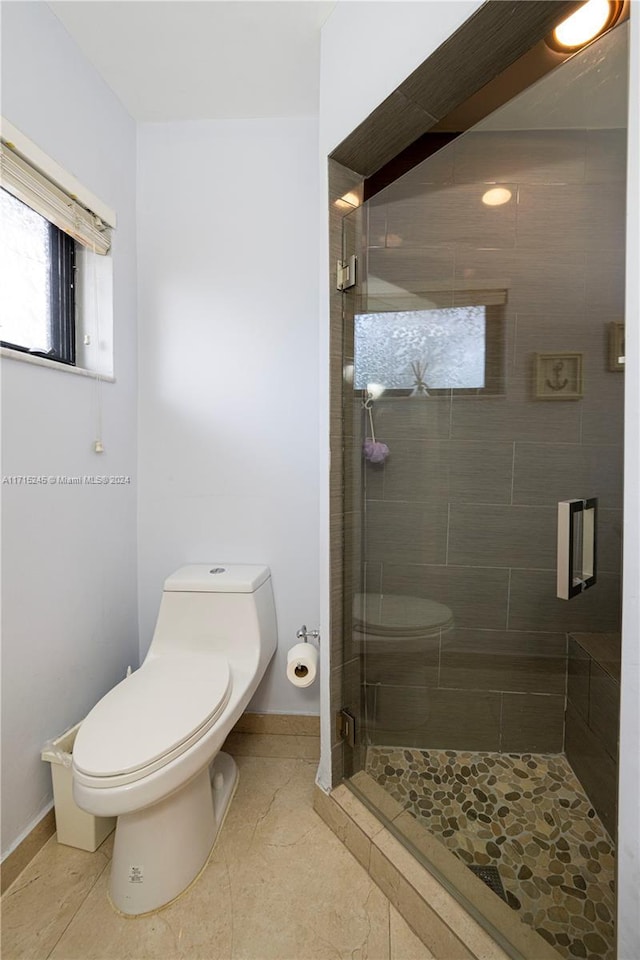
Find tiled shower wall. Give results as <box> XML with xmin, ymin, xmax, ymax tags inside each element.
<box><xmin>356</xmin><ymin>124</ymin><xmax>625</xmax><ymax>754</ymax></box>
<box><xmin>328</xmin><ymin>160</ymin><xmax>364</xmax><ymax>785</ymax></box>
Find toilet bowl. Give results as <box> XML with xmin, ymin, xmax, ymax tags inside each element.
<box><xmin>72</xmin><ymin>564</ymin><xmax>277</xmax><ymax>916</ymax></box>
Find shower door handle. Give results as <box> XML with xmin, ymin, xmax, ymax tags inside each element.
<box><xmin>557</xmin><ymin>498</ymin><xmax>598</xmax><ymax>600</ymax></box>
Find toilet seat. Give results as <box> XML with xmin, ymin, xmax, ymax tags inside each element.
<box><xmin>353</xmin><ymin>593</ymin><xmax>453</xmax><ymax>638</ymax></box>
<box><xmin>73</xmin><ymin>654</ymin><xmax>232</xmax><ymax>787</ymax></box>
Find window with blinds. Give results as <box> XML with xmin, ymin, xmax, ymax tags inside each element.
<box><xmin>0</xmin><ymin>142</ymin><xmax>111</xmax><ymax>367</ymax></box>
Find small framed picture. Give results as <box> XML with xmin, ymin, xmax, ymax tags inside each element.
<box><xmin>535</xmin><ymin>353</ymin><xmax>583</xmax><ymax>400</ymax></box>
<box><xmin>608</xmin><ymin>322</ymin><xmax>625</xmax><ymax>371</ymax></box>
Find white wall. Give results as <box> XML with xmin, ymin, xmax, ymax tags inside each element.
<box><xmin>136</xmin><ymin>118</ymin><xmax>320</xmax><ymax>715</ymax></box>
<box><xmin>317</xmin><ymin>0</ymin><xmax>483</xmax><ymax>789</ymax></box>
<box><xmin>0</xmin><ymin>2</ymin><xmax>138</xmax><ymax>857</ymax></box>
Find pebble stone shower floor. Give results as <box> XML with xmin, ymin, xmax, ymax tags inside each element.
<box><xmin>366</xmin><ymin>747</ymin><xmax>615</xmax><ymax>960</ymax></box>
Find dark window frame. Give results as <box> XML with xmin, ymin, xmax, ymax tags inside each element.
<box><xmin>1</xmin><ymin>204</ymin><xmax>77</xmax><ymax>366</ymax></box>
<box><xmin>48</xmin><ymin>224</ymin><xmax>76</xmax><ymax>365</ymax></box>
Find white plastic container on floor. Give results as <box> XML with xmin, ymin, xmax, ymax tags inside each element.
<box><xmin>41</xmin><ymin>722</ymin><xmax>116</xmax><ymax>852</ymax></box>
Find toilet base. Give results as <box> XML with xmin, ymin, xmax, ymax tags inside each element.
<box><xmin>109</xmin><ymin>752</ymin><xmax>238</xmax><ymax>916</ymax></box>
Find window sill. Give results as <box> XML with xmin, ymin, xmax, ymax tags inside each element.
<box><xmin>1</xmin><ymin>347</ymin><xmax>115</xmax><ymax>382</ymax></box>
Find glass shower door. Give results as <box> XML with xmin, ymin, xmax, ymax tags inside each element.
<box><xmin>342</xmin><ymin>20</ymin><xmax>627</xmax><ymax>960</ymax></box>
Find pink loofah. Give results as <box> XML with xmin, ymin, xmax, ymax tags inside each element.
<box><xmin>363</xmin><ymin>438</ymin><xmax>390</xmax><ymax>463</ymax></box>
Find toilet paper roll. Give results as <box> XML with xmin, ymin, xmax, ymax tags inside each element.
<box><xmin>286</xmin><ymin>642</ymin><xmax>318</xmax><ymax>688</ymax></box>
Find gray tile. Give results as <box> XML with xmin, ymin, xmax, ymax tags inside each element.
<box><xmin>454</xmin><ymin>247</ymin><xmax>588</xmax><ymax>319</ymax></box>
<box><xmin>512</xmin><ymin>310</ymin><xmax>606</xmax><ymax>370</ymax></box>
<box><xmin>500</xmin><ymin>692</ymin><xmax>565</xmax><ymax>753</ymax></box>
<box><xmin>448</xmin><ymin>504</ymin><xmax>556</xmax><ymax>569</ymax></box>
<box><xmin>588</xmin><ymin>662</ymin><xmax>619</xmax><ymax>762</ymax></box>
<box><xmin>565</xmin><ymin>701</ymin><xmax>617</xmax><ymax>839</ymax></box>
<box><xmin>508</xmin><ymin>569</ymin><xmax>621</xmax><ymax>634</ymax></box>
<box><xmin>584</xmin><ymin>247</ymin><xmax>626</xmax><ymax>318</ymax></box>
<box><xmin>386</xmin><ymin>140</ymin><xmax>457</xmax><ymax>192</ymax></box>
<box><xmin>451</xmin><ymin>395</ymin><xmax>582</xmax><ymax>443</ymax></box>
<box><xmin>328</xmin><ymin>159</ymin><xmax>362</xmax><ymax>206</ymax></box>
<box><xmin>515</xmin><ymin>183</ymin><xmax>626</xmax><ymax>252</ymax></box>
<box><xmin>332</xmin><ymin>89</ymin><xmax>438</xmax><ymax>178</ymax></box>
<box><xmin>331</xmin><ymin>661</ymin><xmax>363</xmax><ymax>750</ymax></box>
<box><xmin>345</xmin><ymin>434</ymin><xmax>366</xmax><ymax>514</ymax></box>
<box><xmin>386</xmin><ymin>181</ymin><xmax>516</xmax><ymax>250</ymax></box>
<box><xmin>364</xmin><ymin>638</ymin><xmax>440</xmax><ymax>688</ymax></box>
<box><xmin>448</xmin><ymin>442</ymin><xmax>514</xmax><ymax>503</ymax></box>
<box><xmin>344</xmin><ymin>656</ymin><xmax>364</xmax><ymax>740</ymax></box>
<box><xmin>331</xmin><ymin>740</ymin><xmax>346</xmax><ymax>786</ymax></box>
<box><xmin>580</xmin><ymin>372</ymin><xmax>625</xmax><ymax>446</ymax></box>
<box><xmin>367</xmin><ymin>199</ymin><xmax>388</xmax><ymax>249</ymax></box>
<box><xmin>365</xmin><ymin>501</ymin><xmax>448</xmax><ymax>565</ymax></box>
<box><xmin>512</xmin><ymin>442</ymin><xmax>623</xmax><ymax>509</ymax></box>
<box><xmin>382</xmin><ymin>563</ymin><xmax>510</xmax><ymax>631</ymax></box>
<box><xmin>372</xmin><ymin>396</ymin><xmax>452</xmax><ymax>441</ymax></box>
<box><xmin>397</xmin><ymin>0</ymin><xmax>578</xmax><ymax>122</ymax></box>
<box><xmin>453</xmin><ymin>129</ymin><xmax>587</xmax><ymax>185</ymax></box>
<box><xmin>372</xmin><ymin>440</ymin><xmax>449</xmax><ymax>503</ymax></box>
<box><xmin>365</xmin><ymin>683</ymin><xmax>430</xmax><ymax>740</ymax></box>
<box><xmin>567</xmin><ymin>637</ymin><xmax>590</xmax><ymax>721</ymax></box>
<box><xmin>439</xmin><ymin>628</ymin><xmax>566</xmax><ymax>695</ymax></box>
<box><xmin>571</xmin><ymin>631</ymin><xmax>621</xmax><ymax>682</ymax></box>
<box><xmin>364</xmin><ymin>561</ymin><xmax>382</xmax><ymax>596</ymax></box>
<box><xmin>376</xmin><ymin>440</ymin><xmax>514</xmax><ymax>505</ymax></box>
<box><xmin>367</xmin><ymin>244</ymin><xmax>456</xmax><ymax>290</ymax></box>
<box><xmin>330</xmin><ymin>547</ymin><xmax>344</xmax><ymax>668</ymax></box>
<box><xmin>330</xmin><ymin>664</ymin><xmax>344</xmax><ymax>750</ymax></box>
<box><xmin>585</xmin><ymin>129</ymin><xmax>627</xmax><ymax>183</ymax></box>
<box><xmin>371</xmin><ymin>686</ymin><xmax>501</xmax><ymax>752</ymax></box>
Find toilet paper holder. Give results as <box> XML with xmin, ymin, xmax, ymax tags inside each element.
<box><xmin>296</xmin><ymin>625</ymin><xmax>320</xmax><ymax>644</ymax></box>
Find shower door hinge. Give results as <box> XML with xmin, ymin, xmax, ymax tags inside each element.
<box><xmin>336</xmin><ymin>255</ymin><xmax>357</xmax><ymax>291</ymax></box>
<box><xmin>337</xmin><ymin>708</ymin><xmax>356</xmax><ymax>748</ymax></box>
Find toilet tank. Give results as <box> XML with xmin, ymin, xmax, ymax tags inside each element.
<box><xmin>147</xmin><ymin>565</ymin><xmax>277</xmax><ymax>675</ymax></box>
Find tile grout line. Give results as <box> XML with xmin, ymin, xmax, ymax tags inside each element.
<box><xmin>510</xmin><ymin>441</ymin><xmax>516</xmax><ymax>506</ymax></box>
<box><xmin>445</xmin><ymin>501</ymin><xmax>451</xmax><ymax>566</ymax></box>
<box><xmin>44</xmin><ymin>849</ymin><xmax>112</xmax><ymax>960</ymax></box>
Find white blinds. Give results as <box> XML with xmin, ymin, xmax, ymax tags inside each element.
<box><xmin>0</xmin><ymin>143</ymin><xmax>111</xmax><ymax>255</ymax></box>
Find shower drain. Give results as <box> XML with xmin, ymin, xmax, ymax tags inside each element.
<box><xmin>468</xmin><ymin>865</ymin><xmax>508</xmax><ymax>903</ymax></box>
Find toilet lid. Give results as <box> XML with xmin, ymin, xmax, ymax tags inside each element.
<box><xmin>73</xmin><ymin>654</ymin><xmax>231</xmax><ymax>781</ymax></box>
<box><xmin>353</xmin><ymin>593</ymin><xmax>453</xmax><ymax>636</ymax></box>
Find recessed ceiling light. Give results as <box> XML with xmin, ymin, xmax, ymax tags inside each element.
<box><xmin>547</xmin><ymin>0</ymin><xmax>623</xmax><ymax>52</ymax></box>
<box><xmin>482</xmin><ymin>187</ymin><xmax>512</xmax><ymax>207</ymax></box>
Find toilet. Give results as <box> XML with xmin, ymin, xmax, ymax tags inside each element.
<box><xmin>353</xmin><ymin>593</ymin><xmax>454</xmax><ymax>735</ymax></box>
<box><xmin>72</xmin><ymin>564</ymin><xmax>277</xmax><ymax>916</ymax></box>
<box><xmin>352</xmin><ymin>592</ymin><xmax>454</xmax><ymax>651</ymax></box>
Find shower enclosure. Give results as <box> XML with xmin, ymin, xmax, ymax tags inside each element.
<box><xmin>339</xmin><ymin>20</ymin><xmax>627</xmax><ymax>960</ymax></box>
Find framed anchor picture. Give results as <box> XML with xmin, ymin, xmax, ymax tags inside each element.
<box><xmin>534</xmin><ymin>353</ymin><xmax>583</xmax><ymax>400</ymax></box>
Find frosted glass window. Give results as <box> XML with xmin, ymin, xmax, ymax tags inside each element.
<box><xmin>354</xmin><ymin>307</ymin><xmax>486</xmax><ymax>391</ymax></box>
<box><xmin>0</xmin><ymin>188</ymin><xmax>52</xmax><ymax>352</ymax></box>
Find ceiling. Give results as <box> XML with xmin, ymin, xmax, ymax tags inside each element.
<box><xmin>48</xmin><ymin>1</ymin><xmax>336</xmax><ymax>121</ymax></box>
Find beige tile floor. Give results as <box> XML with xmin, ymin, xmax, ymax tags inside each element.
<box><xmin>1</xmin><ymin>756</ymin><xmax>435</xmax><ymax>960</ymax></box>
